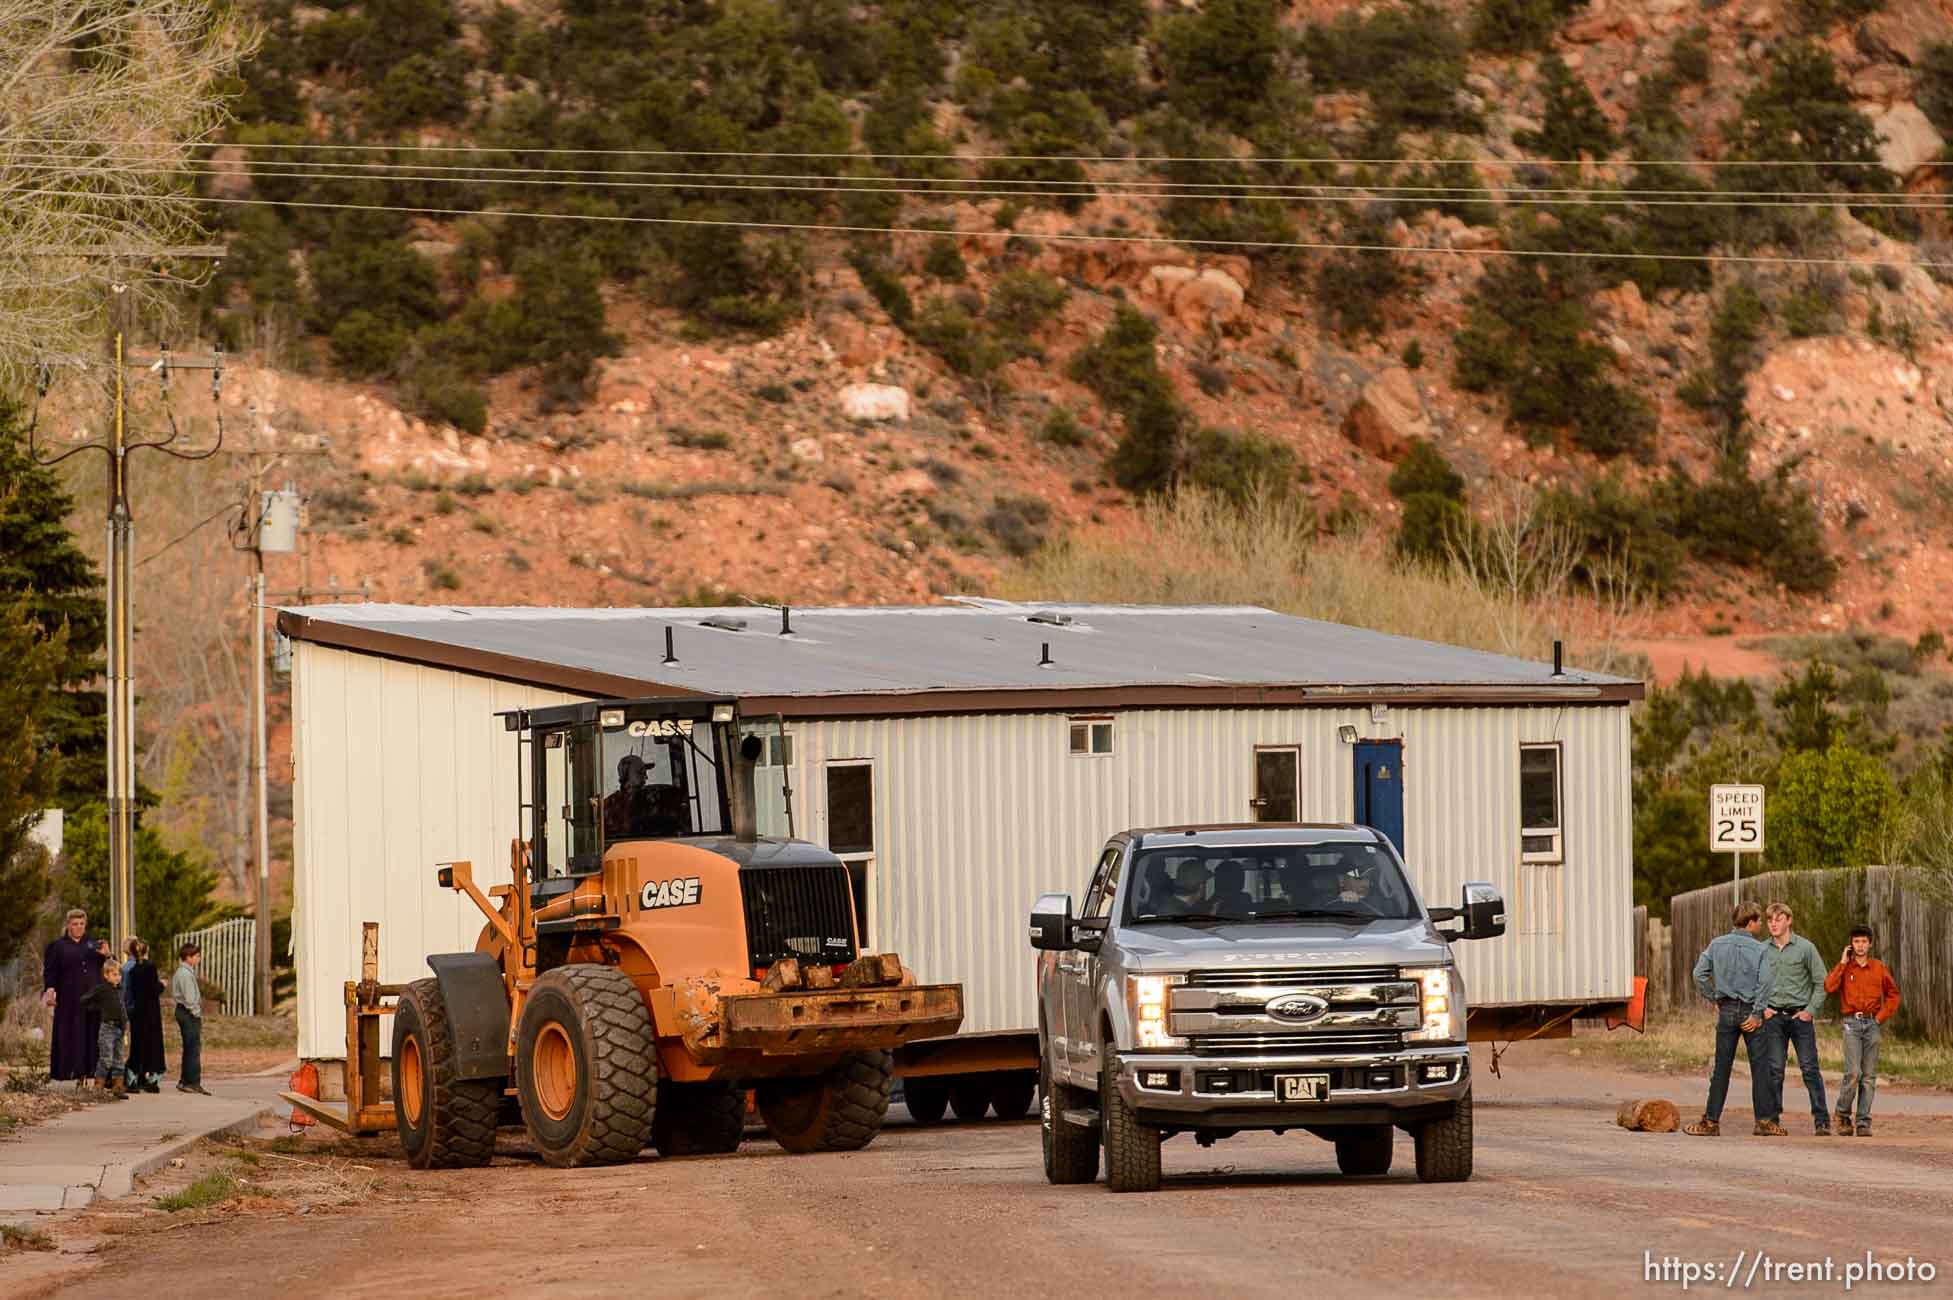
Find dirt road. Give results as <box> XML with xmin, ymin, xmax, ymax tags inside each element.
<box><xmin>13</xmin><ymin>1039</ymin><xmax>1951</xmax><ymax>1299</ymax></box>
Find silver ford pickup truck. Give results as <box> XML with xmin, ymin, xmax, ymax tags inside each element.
<box><xmin>1030</xmin><ymin>824</ymin><xmax>1506</xmax><ymax>1193</ymax></box>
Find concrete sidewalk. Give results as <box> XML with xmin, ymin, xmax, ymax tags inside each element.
<box><xmin>0</xmin><ymin>1076</ymin><xmax>283</xmax><ymax>1218</ymax></box>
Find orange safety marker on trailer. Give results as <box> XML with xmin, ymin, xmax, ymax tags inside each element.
<box><xmin>287</xmin><ymin>1061</ymin><xmax>320</xmax><ymax>1128</ymax></box>
<box><xmin>1606</xmin><ymin>976</ymin><xmax>1648</xmax><ymax>1033</ymax></box>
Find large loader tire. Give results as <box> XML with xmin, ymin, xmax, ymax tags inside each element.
<box><xmin>903</xmin><ymin>1076</ymin><xmax>949</xmax><ymax>1125</ymax></box>
<box><xmin>392</xmin><ymin>978</ymin><xmax>499</xmax><ymax>1170</ymax></box>
<box><xmin>757</xmin><ymin>1051</ymin><xmax>892</xmax><ymax>1154</ymax></box>
<box><xmin>515</xmin><ymin>964</ymin><xmax>657</xmax><ymax>1168</ymax></box>
<box><xmin>1040</xmin><ymin>1051</ymin><xmax>1098</xmax><ymax>1186</ymax></box>
<box><xmin>652</xmin><ymin>1082</ymin><xmax>746</xmax><ymax>1157</ymax></box>
<box><xmin>1100</xmin><ymin>1056</ymin><xmax>1162</xmax><ymax>1193</ymax></box>
<box><xmin>1412</xmin><ymin>1089</ymin><xmax>1474</xmax><ymax>1183</ymax></box>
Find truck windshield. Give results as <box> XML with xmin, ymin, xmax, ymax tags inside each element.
<box><xmin>1124</xmin><ymin>841</ymin><xmax>1418</xmax><ymax>924</ymax></box>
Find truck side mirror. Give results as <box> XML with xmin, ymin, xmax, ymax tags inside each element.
<box><xmin>1461</xmin><ymin>881</ymin><xmax>1506</xmax><ymax>940</ymax></box>
<box><xmin>1029</xmin><ymin>893</ymin><xmax>1075</xmax><ymax>951</ymax></box>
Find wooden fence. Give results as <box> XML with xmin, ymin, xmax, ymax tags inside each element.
<box><xmin>1630</xmin><ymin>905</ymin><xmax>1674</xmax><ymax>1020</ymax></box>
<box><xmin>1665</xmin><ymin>867</ymin><xmax>1949</xmax><ymax>1040</ymax></box>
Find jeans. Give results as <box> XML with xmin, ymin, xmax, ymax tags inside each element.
<box><xmin>1704</xmin><ymin>999</ymin><xmax>1768</xmax><ymax>1123</ymax></box>
<box><xmin>1839</xmin><ymin>1017</ymin><xmax>1882</xmax><ymax>1121</ymax></box>
<box><xmin>175</xmin><ymin>1006</ymin><xmax>202</xmax><ymax>1087</ymax></box>
<box><xmin>1760</xmin><ymin>1012</ymin><xmax>1829</xmax><ymax>1124</ymax></box>
<box><xmin>96</xmin><ymin>1021</ymin><xmax>126</xmax><ymax>1084</ymax></box>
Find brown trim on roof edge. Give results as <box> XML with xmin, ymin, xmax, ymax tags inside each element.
<box><xmin>277</xmin><ymin>610</ymin><xmax>711</xmax><ymax>701</ymax></box>
<box><xmin>279</xmin><ymin>610</ymin><xmax>1644</xmax><ymax>715</ymax></box>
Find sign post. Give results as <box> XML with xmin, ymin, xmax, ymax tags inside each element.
<box><xmin>1709</xmin><ymin>784</ymin><xmax>1766</xmax><ymax>892</ymax></box>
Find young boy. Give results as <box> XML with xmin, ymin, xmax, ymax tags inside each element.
<box><xmin>81</xmin><ymin>961</ymin><xmax>130</xmax><ymax>1100</ymax></box>
<box><xmin>171</xmin><ymin>942</ymin><xmax>209</xmax><ymax>1095</ymax></box>
<box><xmin>1824</xmin><ymin>923</ymin><xmax>1901</xmax><ymax>1136</ymax></box>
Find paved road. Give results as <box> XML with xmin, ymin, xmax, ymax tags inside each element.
<box><xmin>21</xmin><ymin>1044</ymin><xmax>1953</xmax><ymax>1299</ymax></box>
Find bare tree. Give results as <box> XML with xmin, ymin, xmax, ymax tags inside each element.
<box><xmin>1443</xmin><ymin>480</ymin><xmax>1582</xmax><ymax>658</ymax></box>
<box><xmin>0</xmin><ymin>0</ymin><xmax>252</xmax><ymax>383</ymax></box>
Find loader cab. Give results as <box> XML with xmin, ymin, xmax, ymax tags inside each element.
<box><xmin>503</xmin><ymin>696</ymin><xmax>751</xmax><ymax>886</ymax></box>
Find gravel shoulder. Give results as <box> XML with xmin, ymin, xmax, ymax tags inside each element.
<box><xmin>10</xmin><ymin>1035</ymin><xmax>1951</xmax><ymax>1299</ymax></box>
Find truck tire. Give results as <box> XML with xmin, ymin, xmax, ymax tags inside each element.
<box><xmin>948</xmin><ymin>1077</ymin><xmax>991</xmax><ymax>1122</ymax></box>
<box><xmin>1100</xmin><ymin>1058</ymin><xmax>1162</xmax><ymax>1193</ymax></box>
<box><xmin>757</xmin><ymin>1051</ymin><xmax>892</xmax><ymax>1154</ymax></box>
<box><xmin>1412</xmin><ymin>1090</ymin><xmax>1473</xmax><ymax>1183</ymax></box>
<box><xmin>651</xmin><ymin>1081</ymin><xmax>745</xmax><ymax>1157</ymax></box>
<box><xmin>989</xmin><ymin>1071</ymin><xmax>1036</xmax><ymax>1121</ymax></box>
<box><xmin>392</xmin><ymin>978</ymin><xmax>499</xmax><ymax>1170</ymax></box>
<box><xmin>514</xmin><ymin>964</ymin><xmax>657</xmax><ymax>1168</ymax></box>
<box><xmin>903</xmin><ymin>1076</ymin><xmax>949</xmax><ymax>1125</ymax></box>
<box><xmin>1334</xmin><ymin>1124</ymin><xmax>1394</xmax><ymax>1177</ymax></box>
<box><xmin>1040</xmin><ymin>1053</ymin><xmax>1098</xmax><ymax>1185</ymax></box>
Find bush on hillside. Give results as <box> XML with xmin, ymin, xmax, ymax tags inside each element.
<box><xmin>1720</xmin><ymin>43</ymin><xmax>1901</xmax><ymax>242</ymax></box>
<box><xmin>1395</xmin><ymin>492</ymin><xmax>1471</xmax><ymax>565</ymax></box>
<box><xmin>1514</xmin><ymin>56</ymin><xmax>1615</xmax><ymax>160</ymax></box>
<box><xmin>1469</xmin><ymin>0</ymin><xmax>1584</xmax><ymax>54</ymax></box>
<box><xmin>1313</xmin><ymin>214</ymin><xmax>1424</xmax><ymax>339</ymax></box>
<box><xmin>1388</xmin><ymin>439</ymin><xmax>1465</xmax><ymax>502</ymax></box>
<box><xmin>660</xmin><ymin>220</ymin><xmax>805</xmax><ymax>335</ymax></box>
<box><xmin>1182</xmin><ymin>428</ymin><xmax>1296</xmax><ymax>504</ymax></box>
<box><xmin>1300</xmin><ymin>4</ymin><xmax>1481</xmax><ymax>141</ymax></box>
<box><xmin>1155</xmin><ymin>0</ymin><xmax>1286</xmax><ymax>133</ymax></box>
<box><xmin>847</xmin><ymin>246</ymin><xmax>914</xmax><ymax>327</ymax></box>
<box><xmin>1921</xmin><ymin>42</ymin><xmax>1953</xmax><ymax>137</ymax></box>
<box><xmin>1108</xmin><ymin>394</ymin><xmax>1185</xmax><ymax>496</ymax></box>
<box><xmin>1453</xmin><ymin>259</ymin><xmax>1654</xmax><ymax>459</ymax></box>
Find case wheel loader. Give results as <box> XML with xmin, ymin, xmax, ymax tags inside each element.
<box><xmin>287</xmin><ymin>696</ymin><xmax>963</xmax><ymax>1169</ymax></box>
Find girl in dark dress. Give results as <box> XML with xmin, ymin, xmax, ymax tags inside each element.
<box><xmin>125</xmin><ymin>939</ymin><xmax>166</xmax><ymax>1093</ymax></box>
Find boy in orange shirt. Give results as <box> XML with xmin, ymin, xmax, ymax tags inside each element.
<box><xmin>1824</xmin><ymin>924</ymin><xmax>1901</xmax><ymax>1137</ymax></box>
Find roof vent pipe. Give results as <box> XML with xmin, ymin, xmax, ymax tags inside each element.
<box><xmin>1039</xmin><ymin>642</ymin><xmax>1053</xmax><ymax>667</ymax></box>
<box><xmin>781</xmin><ymin>605</ymin><xmax>792</xmax><ymax>636</ymax></box>
<box><xmin>663</xmin><ymin>626</ymin><xmax>678</xmax><ymax>665</ymax></box>
<box><xmin>1551</xmin><ymin>639</ymin><xmax>1564</xmax><ymax>677</ymax></box>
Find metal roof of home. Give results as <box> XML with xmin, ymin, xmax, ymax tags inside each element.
<box><xmin>276</xmin><ymin>600</ymin><xmax>1641</xmax><ymax>718</ymax></box>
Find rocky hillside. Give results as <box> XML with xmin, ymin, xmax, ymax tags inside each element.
<box><xmin>120</xmin><ymin>0</ymin><xmax>1953</xmax><ymax>641</ymax></box>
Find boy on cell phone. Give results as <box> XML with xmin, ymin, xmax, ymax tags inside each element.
<box><xmin>1824</xmin><ymin>924</ymin><xmax>1900</xmax><ymax>1137</ymax></box>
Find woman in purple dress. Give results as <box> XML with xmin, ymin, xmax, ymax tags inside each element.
<box><xmin>41</xmin><ymin>908</ymin><xmax>107</xmax><ymax>1085</ymax></box>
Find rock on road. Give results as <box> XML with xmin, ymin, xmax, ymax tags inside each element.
<box><xmin>33</xmin><ymin>1043</ymin><xmax>1953</xmax><ymax>1299</ymax></box>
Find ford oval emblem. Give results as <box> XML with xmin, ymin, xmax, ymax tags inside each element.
<box><xmin>1265</xmin><ymin>993</ymin><xmax>1330</xmax><ymax>1023</ymax></box>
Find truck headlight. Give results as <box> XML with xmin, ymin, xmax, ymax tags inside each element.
<box><xmin>1127</xmin><ymin>973</ymin><xmax>1188</xmax><ymax>1050</ymax></box>
<box><xmin>1403</xmin><ymin>966</ymin><xmax>1461</xmax><ymax>1043</ymax></box>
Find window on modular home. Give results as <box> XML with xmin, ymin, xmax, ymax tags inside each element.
<box><xmin>1520</xmin><ymin>744</ymin><xmax>1562</xmax><ymax>863</ymax></box>
<box><xmin>1068</xmin><ymin>718</ymin><xmax>1114</xmax><ymax>756</ymax></box>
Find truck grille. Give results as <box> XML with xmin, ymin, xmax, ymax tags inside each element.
<box><xmin>739</xmin><ymin>865</ymin><xmax>858</xmax><ymax>970</ymax></box>
<box><xmin>1193</xmin><ymin>1030</ymin><xmax>1406</xmax><ymax>1057</ymax></box>
<box><xmin>1187</xmin><ymin>965</ymin><xmax>1397</xmax><ymax>987</ymax></box>
<box><xmin>1178</xmin><ymin>964</ymin><xmax>1416</xmax><ymax>1056</ymax></box>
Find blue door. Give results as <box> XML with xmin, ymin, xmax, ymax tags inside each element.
<box><xmin>1353</xmin><ymin>740</ymin><xmax>1405</xmax><ymax>854</ymax></box>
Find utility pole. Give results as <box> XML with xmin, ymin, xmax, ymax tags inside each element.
<box><xmin>28</xmin><ymin>259</ymin><xmax>227</xmax><ymax>953</ymax></box>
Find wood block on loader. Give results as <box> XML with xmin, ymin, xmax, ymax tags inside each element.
<box><xmin>1616</xmin><ymin>1099</ymin><xmax>1681</xmax><ymax>1133</ymax></box>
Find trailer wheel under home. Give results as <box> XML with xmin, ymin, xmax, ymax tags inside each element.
<box><xmin>282</xmin><ymin>601</ymin><xmax>1641</xmax><ymax>1110</ymax></box>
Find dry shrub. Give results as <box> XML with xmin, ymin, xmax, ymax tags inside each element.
<box><xmin>995</xmin><ymin>489</ymin><xmax>1562</xmax><ymax>657</ymax></box>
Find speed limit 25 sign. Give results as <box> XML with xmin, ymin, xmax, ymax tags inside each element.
<box><xmin>1709</xmin><ymin>784</ymin><xmax>1765</xmax><ymax>852</ymax></box>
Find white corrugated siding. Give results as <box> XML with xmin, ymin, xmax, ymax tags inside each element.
<box><xmin>292</xmin><ymin>644</ymin><xmax>1631</xmax><ymax>1054</ymax></box>
<box><xmin>291</xmin><ymin>643</ymin><xmax>577</xmax><ymax>1058</ymax></box>
<box><xmin>787</xmin><ymin>705</ymin><xmax>1632</xmax><ymax>1036</ymax></box>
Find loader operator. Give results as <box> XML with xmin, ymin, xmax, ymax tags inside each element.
<box><xmin>604</xmin><ymin>750</ymin><xmax>692</xmax><ymax>840</ymax></box>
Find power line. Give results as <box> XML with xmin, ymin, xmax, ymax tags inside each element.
<box><xmin>137</xmin><ymin>500</ymin><xmax>237</xmax><ymax>567</ymax></box>
<box><xmin>20</xmin><ymin>186</ymin><xmax>1949</xmax><ymax>271</ymax></box>
<box><xmin>15</xmin><ymin>152</ymin><xmax>1947</xmax><ymax>210</ymax></box>
<box><xmin>2</xmin><ymin>133</ymin><xmax>1911</xmax><ymax>169</ymax></box>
